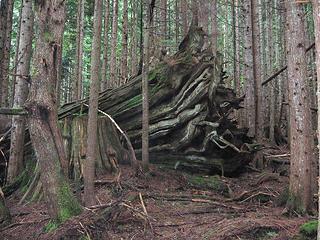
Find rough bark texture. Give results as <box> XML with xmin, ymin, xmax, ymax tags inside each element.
<box><xmin>180</xmin><ymin>0</ymin><xmax>188</xmax><ymax>36</ymax></box>
<box><xmin>7</xmin><ymin>0</ymin><xmax>34</xmax><ymax>183</ymax></box>
<box><xmin>285</xmin><ymin>1</ymin><xmax>314</xmax><ymax>213</ymax></box>
<box><xmin>26</xmin><ymin>0</ymin><xmax>82</xmax><ymax>221</ymax></box>
<box><xmin>243</xmin><ymin>0</ymin><xmax>255</xmax><ymax>137</ymax></box>
<box><xmin>312</xmin><ymin>0</ymin><xmax>320</xmax><ymax>236</ymax></box>
<box><xmin>84</xmin><ymin>0</ymin><xmax>103</xmax><ymax>207</ymax></box>
<box><xmin>0</xmin><ymin>0</ymin><xmax>13</xmax><ymax>107</ymax></box>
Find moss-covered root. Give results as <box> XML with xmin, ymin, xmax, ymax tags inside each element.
<box><xmin>0</xmin><ymin>187</ymin><xmax>11</xmax><ymax>228</ymax></box>
<box><xmin>57</xmin><ymin>182</ymin><xmax>82</xmax><ymax>223</ymax></box>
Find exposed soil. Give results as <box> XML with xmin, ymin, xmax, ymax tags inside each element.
<box><xmin>1</xmin><ymin>162</ymin><xmax>312</xmax><ymax>240</ymax></box>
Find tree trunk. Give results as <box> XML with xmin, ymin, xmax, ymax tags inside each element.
<box><xmin>210</xmin><ymin>0</ymin><xmax>217</xmax><ymax>55</ymax></box>
<box><xmin>120</xmin><ymin>0</ymin><xmax>128</xmax><ymax>85</ymax></box>
<box><xmin>0</xmin><ymin>0</ymin><xmax>13</xmax><ymax>107</ymax></box>
<box><xmin>312</xmin><ymin>0</ymin><xmax>320</xmax><ymax>236</ymax></box>
<box><xmin>141</xmin><ymin>0</ymin><xmax>155</xmax><ymax>171</ymax></box>
<box><xmin>251</xmin><ymin>0</ymin><xmax>263</xmax><ymax>142</ymax></box>
<box><xmin>84</xmin><ymin>0</ymin><xmax>103</xmax><ymax>207</ymax></box>
<box><xmin>243</xmin><ymin>0</ymin><xmax>255</xmax><ymax>137</ymax></box>
<box><xmin>0</xmin><ymin>186</ymin><xmax>10</xmax><ymax>228</ymax></box>
<box><xmin>160</xmin><ymin>0</ymin><xmax>167</xmax><ymax>52</ymax></box>
<box><xmin>7</xmin><ymin>0</ymin><xmax>34</xmax><ymax>183</ymax></box>
<box><xmin>73</xmin><ymin>0</ymin><xmax>85</xmax><ymax>100</ymax></box>
<box><xmin>180</xmin><ymin>0</ymin><xmax>188</xmax><ymax>37</ymax></box>
<box><xmin>285</xmin><ymin>0</ymin><xmax>314</xmax><ymax>213</ymax></box>
<box><xmin>109</xmin><ymin>0</ymin><xmax>119</xmax><ymax>88</ymax></box>
<box><xmin>26</xmin><ymin>0</ymin><xmax>82</xmax><ymax>222</ymax></box>
<box><xmin>101</xmin><ymin>0</ymin><xmax>111</xmax><ymax>90</ymax></box>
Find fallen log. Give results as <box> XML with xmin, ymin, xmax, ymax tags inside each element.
<box><xmin>0</xmin><ymin>24</ymin><xmax>254</xmax><ymax>179</ymax></box>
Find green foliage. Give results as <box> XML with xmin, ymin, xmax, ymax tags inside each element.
<box><xmin>43</xmin><ymin>220</ymin><xmax>59</xmax><ymax>233</ymax></box>
<box><xmin>57</xmin><ymin>182</ymin><xmax>82</xmax><ymax>223</ymax></box>
<box><xmin>299</xmin><ymin>220</ymin><xmax>318</xmax><ymax>239</ymax></box>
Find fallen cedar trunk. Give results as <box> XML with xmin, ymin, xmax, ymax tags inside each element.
<box><xmin>0</xmin><ymin>25</ymin><xmax>254</xmax><ymax>181</ymax></box>
<box><xmin>59</xmin><ymin>25</ymin><xmax>254</xmax><ymax>176</ymax></box>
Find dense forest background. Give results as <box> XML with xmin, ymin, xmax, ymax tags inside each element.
<box><xmin>1</xmin><ymin>0</ymin><xmax>320</xmax><ymax>239</ymax></box>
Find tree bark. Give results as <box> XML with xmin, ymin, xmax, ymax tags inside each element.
<box><xmin>7</xmin><ymin>0</ymin><xmax>34</xmax><ymax>183</ymax></box>
<box><xmin>251</xmin><ymin>0</ymin><xmax>263</xmax><ymax>141</ymax></box>
<box><xmin>84</xmin><ymin>0</ymin><xmax>103</xmax><ymax>207</ymax></box>
<box><xmin>109</xmin><ymin>0</ymin><xmax>119</xmax><ymax>88</ymax></box>
<box><xmin>142</xmin><ymin>0</ymin><xmax>155</xmax><ymax>171</ymax></box>
<box><xmin>0</xmin><ymin>0</ymin><xmax>13</xmax><ymax>107</ymax></box>
<box><xmin>312</xmin><ymin>0</ymin><xmax>320</xmax><ymax>236</ymax></box>
<box><xmin>26</xmin><ymin>0</ymin><xmax>82</xmax><ymax>221</ymax></box>
<box><xmin>243</xmin><ymin>0</ymin><xmax>255</xmax><ymax>137</ymax></box>
<box><xmin>101</xmin><ymin>0</ymin><xmax>111</xmax><ymax>90</ymax></box>
<box><xmin>210</xmin><ymin>0</ymin><xmax>217</xmax><ymax>55</ymax></box>
<box><xmin>285</xmin><ymin>0</ymin><xmax>314</xmax><ymax>213</ymax></box>
<box><xmin>73</xmin><ymin>0</ymin><xmax>85</xmax><ymax>100</ymax></box>
<box><xmin>120</xmin><ymin>0</ymin><xmax>128</xmax><ymax>85</ymax></box>
<box><xmin>180</xmin><ymin>0</ymin><xmax>188</xmax><ymax>36</ymax></box>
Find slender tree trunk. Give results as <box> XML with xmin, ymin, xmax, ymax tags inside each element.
<box><xmin>285</xmin><ymin>0</ymin><xmax>314</xmax><ymax>213</ymax></box>
<box><xmin>142</xmin><ymin>0</ymin><xmax>155</xmax><ymax>171</ymax></box>
<box><xmin>27</xmin><ymin>0</ymin><xmax>82</xmax><ymax>221</ymax></box>
<box><xmin>211</xmin><ymin>0</ymin><xmax>217</xmax><ymax>54</ymax></box>
<box><xmin>101</xmin><ymin>0</ymin><xmax>111</xmax><ymax>90</ymax></box>
<box><xmin>243</xmin><ymin>0</ymin><xmax>255</xmax><ymax>137</ymax></box>
<box><xmin>160</xmin><ymin>0</ymin><xmax>167</xmax><ymax>51</ymax></box>
<box><xmin>312</xmin><ymin>0</ymin><xmax>320</xmax><ymax>236</ymax></box>
<box><xmin>120</xmin><ymin>0</ymin><xmax>128</xmax><ymax>85</ymax></box>
<box><xmin>73</xmin><ymin>0</ymin><xmax>85</xmax><ymax>100</ymax></box>
<box><xmin>130</xmin><ymin>0</ymin><xmax>138</xmax><ymax>77</ymax></box>
<box><xmin>84</xmin><ymin>0</ymin><xmax>103</xmax><ymax>207</ymax></box>
<box><xmin>0</xmin><ymin>0</ymin><xmax>13</xmax><ymax>107</ymax></box>
<box><xmin>7</xmin><ymin>0</ymin><xmax>34</xmax><ymax>183</ymax></box>
<box><xmin>180</xmin><ymin>0</ymin><xmax>188</xmax><ymax>36</ymax></box>
<box><xmin>109</xmin><ymin>0</ymin><xmax>119</xmax><ymax>88</ymax></box>
<box><xmin>251</xmin><ymin>0</ymin><xmax>263</xmax><ymax>141</ymax></box>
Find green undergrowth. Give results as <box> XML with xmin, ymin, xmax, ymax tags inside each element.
<box><xmin>298</xmin><ymin>220</ymin><xmax>318</xmax><ymax>240</ymax></box>
<box><xmin>186</xmin><ymin>174</ymin><xmax>229</xmax><ymax>196</ymax></box>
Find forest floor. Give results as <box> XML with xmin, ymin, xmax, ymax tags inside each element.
<box><xmin>1</xmin><ymin>149</ymin><xmax>314</xmax><ymax>240</ymax></box>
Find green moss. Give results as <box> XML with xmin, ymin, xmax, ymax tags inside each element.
<box><xmin>44</xmin><ymin>31</ymin><xmax>54</xmax><ymax>42</ymax></box>
<box><xmin>43</xmin><ymin>220</ymin><xmax>59</xmax><ymax>233</ymax></box>
<box><xmin>57</xmin><ymin>182</ymin><xmax>82</xmax><ymax>223</ymax></box>
<box><xmin>299</xmin><ymin>220</ymin><xmax>318</xmax><ymax>239</ymax></box>
<box><xmin>187</xmin><ymin>175</ymin><xmax>228</xmax><ymax>195</ymax></box>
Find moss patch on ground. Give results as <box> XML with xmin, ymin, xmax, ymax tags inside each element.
<box><xmin>187</xmin><ymin>175</ymin><xmax>229</xmax><ymax>196</ymax></box>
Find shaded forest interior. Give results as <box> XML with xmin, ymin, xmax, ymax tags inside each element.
<box><xmin>0</xmin><ymin>0</ymin><xmax>320</xmax><ymax>239</ymax></box>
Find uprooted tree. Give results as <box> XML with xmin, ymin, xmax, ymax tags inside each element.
<box><xmin>57</xmin><ymin>24</ymin><xmax>254</xmax><ymax>177</ymax></box>
<box><xmin>0</xmin><ymin>23</ymin><xmax>254</xmax><ymax>209</ymax></box>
